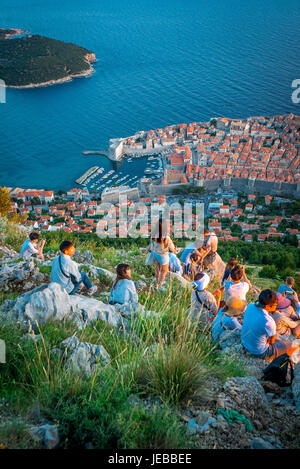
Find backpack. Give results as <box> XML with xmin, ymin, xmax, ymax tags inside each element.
<box><xmin>262</xmin><ymin>353</ymin><xmax>294</xmax><ymax>387</ymax></box>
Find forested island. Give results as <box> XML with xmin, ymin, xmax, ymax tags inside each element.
<box><xmin>0</xmin><ymin>28</ymin><xmax>96</xmax><ymax>88</ymax></box>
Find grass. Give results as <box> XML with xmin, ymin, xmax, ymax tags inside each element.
<box><xmin>0</xmin><ymin>218</ymin><xmax>258</xmax><ymax>448</ymax></box>
<box><xmin>0</xmin><ymin>419</ymin><xmax>39</xmax><ymax>449</ymax></box>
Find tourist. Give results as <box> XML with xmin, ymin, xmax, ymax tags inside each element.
<box><xmin>221</xmin><ymin>257</ymin><xmax>238</xmax><ymax>286</ymax></box>
<box><xmin>183</xmin><ymin>252</ymin><xmax>203</xmax><ymax>281</ymax></box>
<box><xmin>273</xmin><ymin>309</ymin><xmax>300</xmax><ymax>338</ymax></box>
<box><xmin>169</xmin><ymin>252</ymin><xmax>182</xmax><ymax>274</ymax></box>
<box><xmin>199</xmin><ymin>229</ymin><xmax>218</xmax><ymax>269</ymax></box>
<box><xmin>180</xmin><ymin>239</ymin><xmax>202</xmax><ymax>265</ymax></box>
<box><xmin>20</xmin><ymin>232</ymin><xmax>46</xmax><ymax>261</ymax></box>
<box><xmin>109</xmin><ymin>264</ymin><xmax>138</xmax><ymax>306</ymax></box>
<box><xmin>212</xmin><ymin>297</ymin><xmax>247</xmax><ymax>343</ymax></box>
<box><xmin>241</xmin><ymin>289</ymin><xmax>299</xmax><ymax>359</ymax></box>
<box><xmin>189</xmin><ymin>272</ymin><xmax>221</xmax><ymax>326</ymax></box>
<box><xmin>278</xmin><ymin>277</ymin><xmax>299</xmax><ymax>302</ymax></box>
<box><xmin>50</xmin><ymin>240</ymin><xmax>97</xmax><ymax>296</ymax></box>
<box><xmin>224</xmin><ymin>264</ymin><xmax>251</xmax><ymax>302</ymax></box>
<box><xmin>149</xmin><ymin>221</ymin><xmax>176</xmax><ymax>290</ymax></box>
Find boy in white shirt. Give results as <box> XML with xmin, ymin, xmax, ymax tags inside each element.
<box><xmin>50</xmin><ymin>240</ymin><xmax>97</xmax><ymax>296</ymax></box>
<box><xmin>20</xmin><ymin>232</ymin><xmax>46</xmax><ymax>261</ymax></box>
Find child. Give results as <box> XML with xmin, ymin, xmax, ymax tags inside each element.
<box><xmin>109</xmin><ymin>264</ymin><xmax>138</xmax><ymax>306</ymax></box>
<box><xmin>221</xmin><ymin>257</ymin><xmax>238</xmax><ymax>286</ymax></box>
<box><xmin>224</xmin><ymin>264</ymin><xmax>251</xmax><ymax>302</ymax></box>
<box><xmin>20</xmin><ymin>232</ymin><xmax>46</xmax><ymax>261</ymax></box>
<box><xmin>50</xmin><ymin>240</ymin><xmax>97</xmax><ymax>296</ymax></box>
<box><xmin>212</xmin><ymin>296</ymin><xmax>247</xmax><ymax>343</ymax></box>
<box><xmin>183</xmin><ymin>252</ymin><xmax>203</xmax><ymax>281</ymax></box>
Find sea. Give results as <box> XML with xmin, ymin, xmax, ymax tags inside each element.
<box><xmin>1</xmin><ymin>0</ymin><xmax>299</xmax><ymax>191</ymax></box>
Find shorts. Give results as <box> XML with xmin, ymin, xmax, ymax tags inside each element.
<box><xmin>153</xmin><ymin>252</ymin><xmax>169</xmax><ymax>266</ymax></box>
<box><xmin>255</xmin><ymin>341</ymin><xmax>288</xmax><ymax>360</ymax></box>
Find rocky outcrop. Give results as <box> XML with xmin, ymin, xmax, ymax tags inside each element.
<box><xmin>0</xmin><ymin>282</ymin><xmax>72</xmax><ymax>327</ymax></box>
<box><xmin>0</xmin><ymin>245</ymin><xmax>18</xmax><ymax>260</ymax></box>
<box><xmin>73</xmin><ymin>250</ymin><xmax>94</xmax><ymax>265</ymax></box>
<box><xmin>0</xmin><ymin>259</ymin><xmax>46</xmax><ymax>292</ymax></box>
<box><xmin>0</xmin><ymin>282</ymin><xmax>127</xmax><ymax>331</ymax></box>
<box><xmin>216</xmin><ymin>377</ymin><xmax>271</xmax><ymax>429</ymax></box>
<box><xmin>29</xmin><ymin>424</ymin><xmax>59</xmax><ymax>449</ymax></box>
<box><xmin>203</xmin><ymin>253</ymin><xmax>226</xmax><ymax>282</ymax></box>
<box><xmin>55</xmin><ymin>335</ymin><xmax>110</xmax><ymax>376</ymax></box>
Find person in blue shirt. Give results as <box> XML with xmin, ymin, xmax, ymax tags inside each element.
<box><xmin>241</xmin><ymin>289</ymin><xmax>299</xmax><ymax>359</ymax></box>
<box><xmin>212</xmin><ymin>296</ymin><xmax>247</xmax><ymax>343</ymax></box>
<box><xmin>277</xmin><ymin>276</ymin><xmax>298</xmax><ymax>302</ymax></box>
<box><xmin>109</xmin><ymin>264</ymin><xmax>138</xmax><ymax>306</ymax></box>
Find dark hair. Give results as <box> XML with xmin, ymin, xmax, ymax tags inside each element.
<box><xmin>190</xmin><ymin>252</ymin><xmax>201</xmax><ymax>263</ymax></box>
<box><xmin>152</xmin><ymin>220</ymin><xmax>167</xmax><ymax>245</ymax></box>
<box><xmin>286</xmin><ymin>276</ymin><xmax>294</xmax><ymax>286</ymax></box>
<box><xmin>194</xmin><ymin>272</ymin><xmax>205</xmax><ymax>282</ymax></box>
<box><xmin>29</xmin><ymin>232</ymin><xmax>39</xmax><ymax>241</ymax></box>
<box><xmin>60</xmin><ymin>240</ymin><xmax>74</xmax><ymax>253</ymax></box>
<box><xmin>231</xmin><ymin>265</ymin><xmax>243</xmax><ymax>282</ymax></box>
<box><xmin>226</xmin><ymin>257</ymin><xmax>238</xmax><ymax>271</ymax></box>
<box><xmin>257</xmin><ymin>289</ymin><xmax>278</xmax><ymax>307</ymax></box>
<box><xmin>112</xmin><ymin>264</ymin><xmax>131</xmax><ymax>289</ymax></box>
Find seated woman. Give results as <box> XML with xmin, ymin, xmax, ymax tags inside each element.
<box><xmin>183</xmin><ymin>252</ymin><xmax>203</xmax><ymax>281</ymax></box>
<box><xmin>212</xmin><ymin>297</ymin><xmax>247</xmax><ymax>343</ymax></box>
<box><xmin>274</xmin><ymin>292</ymin><xmax>300</xmax><ymax>338</ymax></box>
<box><xmin>189</xmin><ymin>272</ymin><xmax>220</xmax><ymax>326</ymax></box>
<box><xmin>109</xmin><ymin>264</ymin><xmax>138</xmax><ymax>306</ymax></box>
<box><xmin>221</xmin><ymin>257</ymin><xmax>238</xmax><ymax>286</ymax></box>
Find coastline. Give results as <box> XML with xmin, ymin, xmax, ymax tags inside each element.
<box><xmin>5</xmin><ymin>53</ymin><xmax>96</xmax><ymax>89</ymax></box>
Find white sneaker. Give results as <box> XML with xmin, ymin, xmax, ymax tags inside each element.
<box><xmin>88</xmin><ymin>286</ymin><xmax>98</xmax><ymax>296</ymax></box>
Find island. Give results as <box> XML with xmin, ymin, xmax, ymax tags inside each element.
<box><xmin>0</xmin><ymin>28</ymin><xmax>96</xmax><ymax>88</ymax></box>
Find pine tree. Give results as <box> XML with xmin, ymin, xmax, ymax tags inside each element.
<box><xmin>0</xmin><ymin>186</ymin><xmax>12</xmax><ymax>217</ymax></box>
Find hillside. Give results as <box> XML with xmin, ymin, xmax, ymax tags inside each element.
<box><xmin>0</xmin><ymin>31</ymin><xmax>96</xmax><ymax>88</ymax></box>
<box><xmin>0</xmin><ymin>219</ymin><xmax>299</xmax><ymax>449</ymax></box>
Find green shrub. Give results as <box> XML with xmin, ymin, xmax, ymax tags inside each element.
<box><xmin>117</xmin><ymin>406</ymin><xmax>188</xmax><ymax>449</ymax></box>
<box><xmin>259</xmin><ymin>264</ymin><xmax>278</xmax><ymax>279</ymax></box>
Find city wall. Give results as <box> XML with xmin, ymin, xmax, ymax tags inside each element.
<box><xmin>150</xmin><ymin>178</ymin><xmax>300</xmax><ymax>198</ymax></box>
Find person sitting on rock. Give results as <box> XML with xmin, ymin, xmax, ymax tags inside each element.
<box><xmin>241</xmin><ymin>289</ymin><xmax>299</xmax><ymax>360</ymax></box>
<box><xmin>273</xmin><ymin>292</ymin><xmax>300</xmax><ymax>338</ymax></box>
<box><xmin>50</xmin><ymin>240</ymin><xmax>97</xmax><ymax>296</ymax></box>
<box><xmin>183</xmin><ymin>252</ymin><xmax>203</xmax><ymax>281</ymax></box>
<box><xmin>109</xmin><ymin>264</ymin><xmax>138</xmax><ymax>306</ymax></box>
<box><xmin>278</xmin><ymin>276</ymin><xmax>299</xmax><ymax>302</ymax></box>
<box><xmin>20</xmin><ymin>232</ymin><xmax>46</xmax><ymax>261</ymax></box>
<box><xmin>179</xmin><ymin>239</ymin><xmax>202</xmax><ymax>265</ymax></box>
<box><xmin>198</xmin><ymin>229</ymin><xmax>218</xmax><ymax>269</ymax></box>
<box><xmin>221</xmin><ymin>257</ymin><xmax>238</xmax><ymax>286</ymax></box>
<box><xmin>224</xmin><ymin>265</ymin><xmax>251</xmax><ymax>302</ymax></box>
<box><xmin>189</xmin><ymin>272</ymin><xmax>221</xmax><ymax>326</ymax></box>
<box><xmin>212</xmin><ymin>296</ymin><xmax>247</xmax><ymax>343</ymax></box>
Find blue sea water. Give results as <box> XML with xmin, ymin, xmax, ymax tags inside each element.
<box><xmin>0</xmin><ymin>0</ymin><xmax>299</xmax><ymax>191</ymax></box>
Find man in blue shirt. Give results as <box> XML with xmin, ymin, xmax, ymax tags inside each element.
<box><xmin>241</xmin><ymin>289</ymin><xmax>299</xmax><ymax>359</ymax></box>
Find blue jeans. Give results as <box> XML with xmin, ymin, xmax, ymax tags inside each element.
<box><xmin>70</xmin><ymin>271</ymin><xmax>93</xmax><ymax>295</ymax></box>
